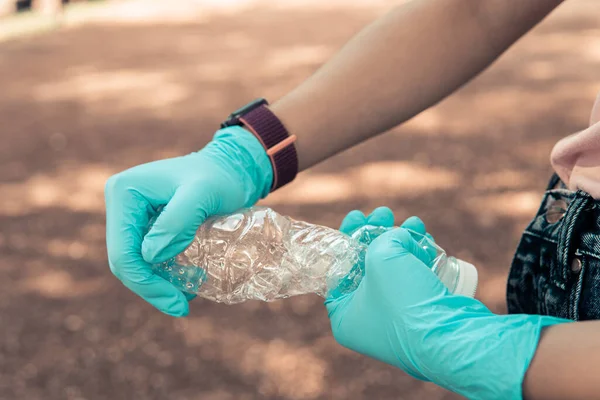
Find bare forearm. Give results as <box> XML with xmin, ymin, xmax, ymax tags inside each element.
<box><xmin>271</xmin><ymin>0</ymin><xmax>564</xmax><ymax>169</ymax></box>
<box><xmin>524</xmin><ymin>321</ymin><xmax>600</xmax><ymax>399</ymax></box>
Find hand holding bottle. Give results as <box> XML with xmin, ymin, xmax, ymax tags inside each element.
<box><xmin>104</xmin><ymin>126</ymin><xmax>273</xmax><ymax>317</ymax></box>
<box><xmin>326</xmin><ymin>210</ymin><xmax>569</xmax><ymax>400</ymax></box>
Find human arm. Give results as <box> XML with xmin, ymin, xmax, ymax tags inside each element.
<box><xmin>523</xmin><ymin>321</ymin><xmax>600</xmax><ymax>400</ymax></box>
<box><xmin>272</xmin><ymin>0</ymin><xmax>565</xmax><ymax>168</ymax></box>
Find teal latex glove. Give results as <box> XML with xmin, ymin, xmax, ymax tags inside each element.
<box><xmin>327</xmin><ymin>210</ymin><xmax>570</xmax><ymax>400</ymax></box>
<box><xmin>105</xmin><ymin>126</ymin><xmax>273</xmax><ymax>317</ymax></box>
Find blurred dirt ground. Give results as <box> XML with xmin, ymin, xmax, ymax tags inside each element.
<box><xmin>1</xmin><ymin>1</ymin><xmax>599</xmax><ymax>399</ymax></box>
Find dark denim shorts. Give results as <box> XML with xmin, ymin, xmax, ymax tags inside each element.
<box><xmin>507</xmin><ymin>174</ymin><xmax>600</xmax><ymax>320</ymax></box>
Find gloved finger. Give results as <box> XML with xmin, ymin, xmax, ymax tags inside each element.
<box><xmin>399</xmin><ymin>216</ymin><xmax>435</xmax><ymax>242</ymax></box>
<box><xmin>339</xmin><ymin>210</ymin><xmax>367</xmax><ymax>235</ymax></box>
<box><xmin>184</xmin><ymin>293</ymin><xmax>197</xmax><ymax>301</ymax></box>
<box><xmin>400</xmin><ymin>216</ymin><xmax>426</xmax><ymax>235</ymax></box>
<box><xmin>399</xmin><ymin>216</ymin><xmax>437</xmax><ymax>262</ymax></box>
<box><xmin>142</xmin><ymin>179</ymin><xmax>221</xmax><ymax>264</ymax></box>
<box><xmin>367</xmin><ymin>228</ymin><xmax>433</xmax><ymax>270</ymax></box>
<box><xmin>365</xmin><ymin>207</ymin><xmax>394</xmax><ymax>227</ymax></box>
<box><xmin>365</xmin><ymin>229</ymin><xmax>448</xmax><ymax>300</ymax></box>
<box><xmin>389</xmin><ymin>228</ymin><xmax>434</xmax><ymax>266</ymax></box>
<box><xmin>105</xmin><ymin>183</ymin><xmax>189</xmax><ymax>317</ymax></box>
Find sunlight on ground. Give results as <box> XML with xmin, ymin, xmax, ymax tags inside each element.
<box><xmin>19</xmin><ymin>270</ymin><xmax>109</xmax><ymax>299</ymax></box>
<box><xmin>588</xmin><ymin>36</ymin><xmax>600</xmax><ymax>62</ymax></box>
<box><xmin>0</xmin><ymin>0</ymin><xmax>398</xmax><ymax>44</ymax></box>
<box><xmin>403</xmin><ymin>109</ymin><xmax>443</xmax><ymax>133</ymax></box>
<box><xmin>60</xmin><ymin>0</ymin><xmax>396</xmax><ymax>27</ymax></box>
<box><xmin>451</xmin><ymin>83</ymin><xmax>599</xmax><ymax>134</ymax></box>
<box><xmin>263</xmin><ymin>161</ymin><xmax>460</xmax><ymax>206</ymax></box>
<box><xmin>263</xmin><ymin>45</ymin><xmax>333</xmax><ymax>74</ymax></box>
<box><xmin>28</xmin><ymin>46</ymin><xmax>333</xmax><ymax>117</ymax></box>
<box><xmin>522</xmin><ymin>60</ymin><xmax>558</xmax><ymax>81</ymax></box>
<box><xmin>472</xmin><ymin>170</ymin><xmax>536</xmax><ymax>191</ymax></box>
<box><xmin>465</xmin><ymin>191</ymin><xmax>542</xmax><ymax>218</ymax></box>
<box><xmin>33</xmin><ymin>69</ymin><xmax>188</xmax><ymax>115</ymax></box>
<box><xmin>0</xmin><ymin>164</ymin><xmax>116</xmax><ymax>216</ymax></box>
<box><xmin>181</xmin><ymin>317</ymin><xmax>327</xmax><ymax>399</ymax></box>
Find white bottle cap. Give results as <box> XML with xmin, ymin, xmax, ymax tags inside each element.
<box><xmin>453</xmin><ymin>259</ymin><xmax>478</xmax><ymax>298</ymax></box>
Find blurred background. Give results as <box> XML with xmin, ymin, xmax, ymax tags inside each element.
<box><xmin>1</xmin><ymin>0</ymin><xmax>600</xmax><ymax>399</ymax></box>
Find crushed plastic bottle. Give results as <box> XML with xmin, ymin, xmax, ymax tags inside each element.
<box><xmin>150</xmin><ymin>207</ymin><xmax>478</xmax><ymax>304</ymax></box>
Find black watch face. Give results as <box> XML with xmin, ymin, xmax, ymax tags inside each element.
<box><xmin>220</xmin><ymin>119</ymin><xmax>241</xmax><ymax>128</ymax></box>
<box><xmin>230</xmin><ymin>98</ymin><xmax>268</xmax><ymax>119</ymax></box>
<box><xmin>221</xmin><ymin>98</ymin><xmax>268</xmax><ymax>129</ymax></box>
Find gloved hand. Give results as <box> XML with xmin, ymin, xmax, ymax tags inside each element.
<box><xmin>105</xmin><ymin>126</ymin><xmax>273</xmax><ymax>317</ymax></box>
<box><xmin>327</xmin><ymin>209</ymin><xmax>570</xmax><ymax>400</ymax></box>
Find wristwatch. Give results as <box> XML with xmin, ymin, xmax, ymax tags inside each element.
<box><xmin>221</xmin><ymin>98</ymin><xmax>298</xmax><ymax>192</ymax></box>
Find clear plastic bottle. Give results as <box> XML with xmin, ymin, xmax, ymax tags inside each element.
<box><xmin>150</xmin><ymin>207</ymin><xmax>478</xmax><ymax>304</ymax></box>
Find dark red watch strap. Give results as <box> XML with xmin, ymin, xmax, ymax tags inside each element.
<box><xmin>239</xmin><ymin>105</ymin><xmax>298</xmax><ymax>191</ymax></box>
